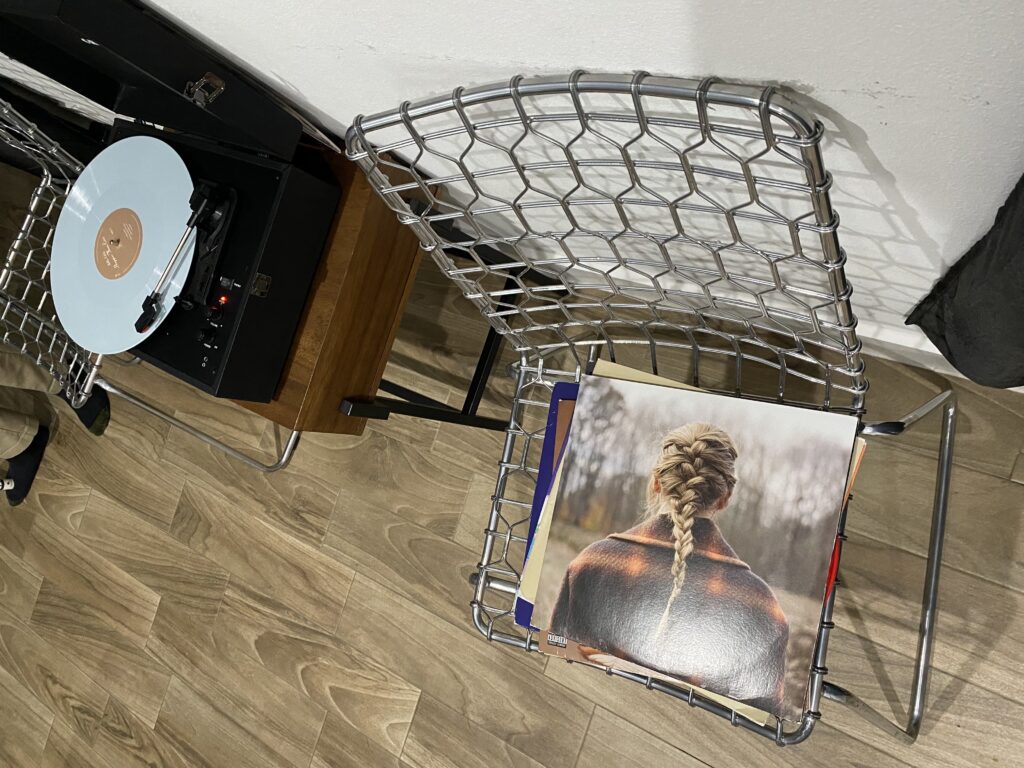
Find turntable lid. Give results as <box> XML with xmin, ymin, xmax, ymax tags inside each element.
<box><xmin>0</xmin><ymin>0</ymin><xmax>334</xmax><ymax>160</ymax></box>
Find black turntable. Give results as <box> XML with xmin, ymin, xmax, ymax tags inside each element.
<box><xmin>0</xmin><ymin>0</ymin><xmax>341</xmax><ymax>402</ymax></box>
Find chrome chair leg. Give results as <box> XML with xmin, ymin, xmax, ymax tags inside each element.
<box><xmin>94</xmin><ymin>377</ymin><xmax>300</xmax><ymax>473</ymax></box>
<box><xmin>851</xmin><ymin>389</ymin><xmax>958</xmax><ymax>741</ymax></box>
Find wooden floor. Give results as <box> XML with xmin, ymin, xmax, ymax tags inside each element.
<box><xmin>0</xmin><ymin>260</ymin><xmax>1022</xmax><ymax>768</ymax></box>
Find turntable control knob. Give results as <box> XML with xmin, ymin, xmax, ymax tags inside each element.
<box><xmin>196</xmin><ymin>328</ymin><xmax>217</xmax><ymax>344</ymax></box>
<box><xmin>203</xmin><ymin>304</ymin><xmax>223</xmax><ymax>321</ymax></box>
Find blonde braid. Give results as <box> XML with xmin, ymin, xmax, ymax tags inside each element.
<box><xmin>651</xmin><ymin>425</ymin><xmax>737</xmax><ymax>637</ymax></box>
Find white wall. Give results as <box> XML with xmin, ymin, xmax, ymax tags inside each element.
<box><xmin>150</xmin><ymin>0</ymin><xmax>1024</xmax><ymax>373</ymax></box>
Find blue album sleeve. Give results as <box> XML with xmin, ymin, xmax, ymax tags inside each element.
<box><xmin>513</xmin><ymin>381</ymin><xmax>578</xmax><ymax>629</ymax></box>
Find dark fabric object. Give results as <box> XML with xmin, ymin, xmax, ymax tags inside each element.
<box><xmin>547</xmin><ymin>515</ymin><xmax>789</xmax><ymax>715</ymax></box>
<box><xmin>6</xmin><ymin>424</ymin><xmax>48</xmax><ymax>506</ymax></box>
<box><xmin>59</xmin><ymin>386</ymin><xmax>110</xmax><ymax>436</ymax></box>
<box><xmin>907</xmin><ymin>173</ymin><xmax>1024</xmax><ymax>388</ymax></box>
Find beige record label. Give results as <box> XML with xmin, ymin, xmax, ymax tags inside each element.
<box><xmin>93</xmin><ymin>207</ymin><xmax>143</xmax><ymax>280</ymax></box>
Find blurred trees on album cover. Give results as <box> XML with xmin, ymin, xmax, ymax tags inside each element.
<box><xmin>557</xmin><ymin>376</ymin><xmax>846</xmax><ymax>596</ymax></box>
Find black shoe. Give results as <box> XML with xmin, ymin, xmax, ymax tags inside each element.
<box><xmin>6</xmin><ymin>424</ymin><xmax>49</xmax><ymax>506</ymax></box>
<box><xmin>60</xmin><ymin>387</ymin><xmax>110</xmax><ymax>436</ymax></box>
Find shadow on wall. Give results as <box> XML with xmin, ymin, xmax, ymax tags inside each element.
<box><xmin>789</xmin><ymin>90</ymin><xmax>943</xmax><ymax>331</ymax></box>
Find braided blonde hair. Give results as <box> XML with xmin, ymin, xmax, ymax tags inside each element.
<box><xmin>650</xmin><ymin>423</ymin><xmax>738</xmax><ymax>636</ymax></box>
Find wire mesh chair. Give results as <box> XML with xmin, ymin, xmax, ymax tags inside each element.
<box><xmin>0</xmin><ymin>99</ymin><xmax>99</xmax><ymax>404</ymax></box>
<box><xmin>347</xmin><ymin>71</ymin><xmax>958</xmax><ymax>746</ymax></box>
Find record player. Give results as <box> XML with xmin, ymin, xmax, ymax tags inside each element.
<box><xmin>0</xmin><ymin>0</ymin><xmax>341</xmax><ymax>402</ymax></box>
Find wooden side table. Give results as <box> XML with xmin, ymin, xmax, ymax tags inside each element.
<box><xmin>236</xmin><ymin>152</ymin><xmax>421</xmax><ymax>435</ymax></box>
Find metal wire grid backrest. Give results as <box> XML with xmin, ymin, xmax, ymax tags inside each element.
<box><xmin>0</xmin><ymin>98</ymin><xmax>97</xmax><ymax>399</ymax></box>
<box><xmin>347</xmin><ymin>71</ymin><xmax>867</xmax><ymax>414</ymax></box>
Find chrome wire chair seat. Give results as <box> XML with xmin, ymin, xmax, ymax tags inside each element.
<box><xmin>347</xmin><ymin>71</ymin><xmax>957</xmax><ymax>746</ymax></box>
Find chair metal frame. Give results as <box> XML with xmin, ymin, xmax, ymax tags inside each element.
<box><xmin>347</xmin><ymin>71</ymin><xmax>958</xmax><ymax>746</ymax></box>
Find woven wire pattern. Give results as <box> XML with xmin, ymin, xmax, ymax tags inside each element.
<box><xmin>347</xmin><ymin>72</ymin><xmax>868</xmax><ymax>731</ymax></box>
<box><xmin>348</xmin><ymin>72</ymin><xmax>866</xmax><ymax>412</ymax></box>
<box><xmin>0</xmin><ymin>97</ymin><xmax>98</xmax><ymax>398</ymax></box>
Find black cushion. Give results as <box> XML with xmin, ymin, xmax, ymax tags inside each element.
<box><xmin>906</xmin><ymin>173</ymin><xmax>1024</xmax><ymax>388</ymax></box>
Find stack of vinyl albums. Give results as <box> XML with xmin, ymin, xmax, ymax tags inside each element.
<box><xmin>514</xmin><ymin>361</ymin><xmax>866</xmax><ymax>725</ymax></box>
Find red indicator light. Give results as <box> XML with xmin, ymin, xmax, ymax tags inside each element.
<box><xmin>218</xmin><ymin>294</ymin><xmax>229</xmax><ymax>305</ymax></box>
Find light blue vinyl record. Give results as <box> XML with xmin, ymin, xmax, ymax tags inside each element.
<box><xmin>51</xmin><ymin>136</ymin><xmax>195</xmax><ymax>354</ymax></box>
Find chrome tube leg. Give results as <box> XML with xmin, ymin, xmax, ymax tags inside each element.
<box><xmin>850</xmin><ymin>389</ymin><xmax>958</xmax><ymax>741</ymax></box>
<box><xmin>905</xmin><ymin>395</ymin><xmax>957</xmax><ymax>740</ymax></box>
<box><xmin>95</xmin><ymin>377</ymin><xmax>300</xmax><ymax>473</ymax></box>
<box><xmin>69</xmin><ymin>356</ymin><xmax>104</xmax><ymax>409</ymax></box>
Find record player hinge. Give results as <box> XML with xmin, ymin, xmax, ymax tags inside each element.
<box><xmin>185</xmin><ymin>73</ymin><xmax>225</xmax><ymax>109</ymax></box>
<box><xmin>251</xmin><ymin>273</ymin><xmax>272</xmax><ymax>298</ymax></box>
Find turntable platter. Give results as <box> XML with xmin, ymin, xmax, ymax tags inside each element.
<box><xmin>51</xmin><ymin>136</ymin><xmax>195</xmax><ymax>354</ymax></box>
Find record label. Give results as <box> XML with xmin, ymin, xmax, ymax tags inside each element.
<box><xmin>93</xmin><ymin>207</ymin><xmax>143</xmax><ymax>280</ymax></box>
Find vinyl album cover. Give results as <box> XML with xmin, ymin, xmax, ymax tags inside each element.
<box><xmin>532</xmin><ymin>374</ymin><xmax>859</xmax><ymax>721</ymax></box>
<box><xmin>514</xmin><ymin>383</ymin><xmax>577</xmax><ymax>629</ymax></box>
